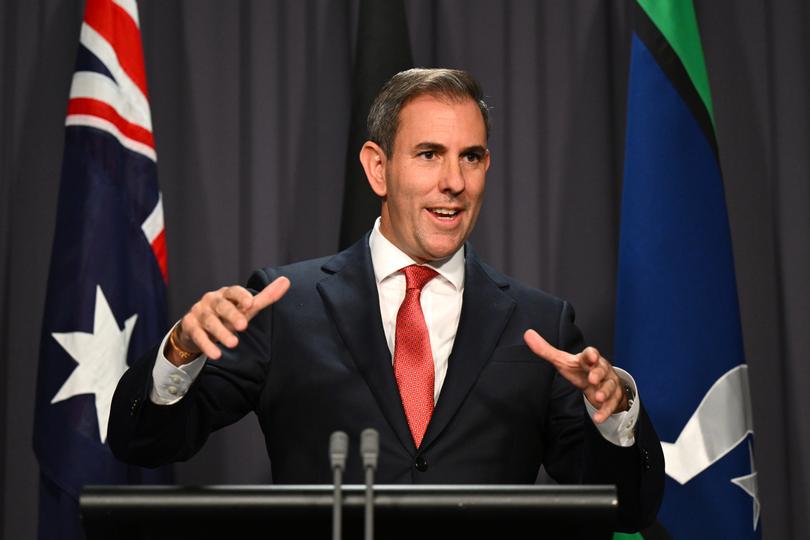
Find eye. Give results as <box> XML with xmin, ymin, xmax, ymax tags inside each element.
<box><xmin>419</xmin><ymin>150</ymin><xmax>435</xmax><ymax>160</ymax></box>
<box><xmin>462</xmin><ymin>151</ymin><xmax>483</xmax><ymax>163</ymax></box>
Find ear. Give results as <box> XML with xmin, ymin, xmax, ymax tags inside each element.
<box><xmin>360</xmin><ymin>141</ymin><xmax>388</xmax><ymax>197</ymax></box>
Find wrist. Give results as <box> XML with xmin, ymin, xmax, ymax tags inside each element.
<box><xmin>165</xmin><ymin>325</ymin><xmax>200</xmax><ymax>366</ymax></box>
<box><xmin>621</xmin><ymin>382</ymin><xmax>635</xmax><ymax>412</ymax></box>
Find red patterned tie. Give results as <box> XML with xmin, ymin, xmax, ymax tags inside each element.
<box><xmin>394</xmin><ymin>265</ymin><xmax>438</xmax><ymax>448</ymax></box>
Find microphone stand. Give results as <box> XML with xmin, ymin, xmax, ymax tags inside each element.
<box><xmin>329</xmin><ymin>431</ymin><xmax>349</xmax><ymax>540</ymax></box>
<box><xmin>360</xmin><ymin>428</ymin><xmax>379</xmax><ymax>540</ymax></box>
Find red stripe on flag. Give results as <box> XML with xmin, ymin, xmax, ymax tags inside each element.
<box><xmin>83</xmin><ymin>0</ymin><xmax>148</xmax><ymax>98</ymax></box>
<box><xmin>68</xmin><ymin>97</ymin><xmax>155</xmax><ymax>149</ymax></box>
<box><xmin>151</xmin><ymin>229</ymin><xmax>168</xmax><ymax>283</ymax></box>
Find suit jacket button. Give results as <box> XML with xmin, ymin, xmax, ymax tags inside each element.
<box><xmin>130</xmin><ymin>398</ymin><xmax>140</xmax><ymax>416</ymax></box>
<box><xmin>415</xmin><ymin>455</ymin><xmax>428</xmax><ymax>472</ymax></box>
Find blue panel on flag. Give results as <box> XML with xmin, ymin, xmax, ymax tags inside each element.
<box><xmin>36</xmin><ymin>129</ymin><xmax>167</xmax><ymax>488</ymax></box>
<box><xmin>616</xmin><ymin>35</ymin><xmax>745</xmax><ymax>424</ymax></box>
<box><xmin>75</xmin><ymin>45</ymin><xmax>116</xmax><ymax>83</ymax></box>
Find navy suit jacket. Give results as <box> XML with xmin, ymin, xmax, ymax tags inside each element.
<box><xmin>109</xmin><ymin>236</ymin><xmax>664</xmax><ymax>531</ymax></box>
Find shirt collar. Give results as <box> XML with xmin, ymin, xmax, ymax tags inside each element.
<box><xmin>368</xmin><ymin>217</ymin><xmax>465</xmax><ymax>291</ymax></box>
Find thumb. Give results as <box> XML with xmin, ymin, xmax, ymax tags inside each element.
<box><xmin>246</xmin><ymin>276</ymin><xmax>291</xmax><ymax>319</ymax></box>
<box><xmin>523</xmin><ymin>329</ymin><xmax>573</xmax><ymax>369</ymax></box>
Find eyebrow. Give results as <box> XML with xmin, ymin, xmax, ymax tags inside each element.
<box><xmin>414</xmin><ymin>142</ymin><xmax>446</xmax><ymax>153</ymax></box>
<box><xmin>462</xmin><ymin>145</ymin><xmax>488</xmax><ymax>156</ymax></box>
<box><xmin>413</xmin><ymin>142</ymin><xmax>488</xmax><ymax>155</ymax></box>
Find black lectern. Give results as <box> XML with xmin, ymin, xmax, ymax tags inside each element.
<box><xmin>81</xmin><ymin>484</ymin><xmax>617</xmax><ymax>539</ymax></box>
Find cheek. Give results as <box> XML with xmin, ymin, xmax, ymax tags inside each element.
<box><xmin>467</xmin><ymin>179</ymin><xmax>486</xmax><ymax>207</ymax></box>
<box><xmin>399</xmin><ymin>186</ymin><xmax>431</xmax><ymax>212</ymax></box>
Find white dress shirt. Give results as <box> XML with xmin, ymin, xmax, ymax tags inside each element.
<box><xmin>368</xmin><ymin>218</ymin><xmax>465</xmax><ymax>405</ymax></box>
<box><xmin>150</xmin><ymin>217</ymin><xmax>640</xmax><ymax>446</ymax></box>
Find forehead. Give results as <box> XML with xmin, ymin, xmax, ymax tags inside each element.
<box><xmin>393</xmin><ymin>94</ymin><xmax>487</xmax><ymax>149</ymax></box>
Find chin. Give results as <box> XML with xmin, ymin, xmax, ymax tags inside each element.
<box><xmin>422</xmin><ymin>241</ymin><xmax>464</xmax><ymax>261</ymax></box>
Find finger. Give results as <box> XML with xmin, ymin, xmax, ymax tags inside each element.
<box><xmin>199</xmin><ymin>311</ymin><xmax>239</xmax><ymax>349</ymax></box>
<box><xmin>214</xmin><ymin>295</ymin><xmax>249</xmax><ymax>332</ymax></box>
<box><xmin>247</xmin><ymin>276</ymin><xmax>291</xmax><ymax>318</ymax></box>
<box><xmin>523</xmin><ymin>329</ymin><xmax>575</xmax><ymax>368</ymax></box>
<box><xmin>222</xmin><ymin>286</ymin><xmax>255</xmax><ymax>312</ymax></box>
<box><xmin>593</xmin><ymin>383</ymin><xmax>624</xmax><ymax>423</ymax></box>
<box><xmin>593</xmin><ymin>376</ymin><xmax>617</xmax><ymax>404</ymax></box>
<box><xmin>187</xmin><ymin>324</ymin><xmax>223</xmax><ymax>360</ymax></box>
<box><xmin>580</xmin><ymin>347</ymin><xmax>600</xmax><ymax>368</ymax></box>
<box><xmin>587</xmin><ymin>362</ymin><xmax>608</xmax><ymax>387</ymax></box>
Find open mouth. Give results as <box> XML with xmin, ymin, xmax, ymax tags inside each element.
<box><xmin>428</xmin><ymin>207</ymin><xmax>461</xmax><ymax>221</ymax></box>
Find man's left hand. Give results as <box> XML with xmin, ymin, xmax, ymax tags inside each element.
<box><xmin>523</xmin><ymin>329</ymin><xmax>629</xmax><ymax>423</ymax></box>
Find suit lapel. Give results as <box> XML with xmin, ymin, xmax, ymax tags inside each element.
<box><xmin>420</xmin><ymin>248</ymin><xmax>516</xmax><ymax>450</ymax></box>
<box><xmin>316</xmin><ymin>237</ymin><xmax>416</xmax><ymax>454</ymax></box>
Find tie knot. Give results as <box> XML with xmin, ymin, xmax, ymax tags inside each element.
<box><xmin>402</xmin><ymin>264</ymin><xmax>438</xmax><ymax>291</ymax></box>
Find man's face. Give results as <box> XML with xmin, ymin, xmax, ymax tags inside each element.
<box><xmin>377</xmin><ymin>94</ymin><xmax>490</xmax><ymax>263</ymax></box>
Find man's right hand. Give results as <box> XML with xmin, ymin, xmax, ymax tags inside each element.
<box><xmin>166</xmin><ymin>276</ymin><xmax>291</xmax><ymax>366</ymax></box>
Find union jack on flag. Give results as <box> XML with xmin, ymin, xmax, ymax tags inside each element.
<box><xmin>33</xmin><ymin>0</ymin><xmax>170</xmax><ymax>538</ymax></box>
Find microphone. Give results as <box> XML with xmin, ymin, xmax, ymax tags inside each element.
<box><xmin>329</xmin><ymin>431</ymin><xmax>349</xmax><ymax>540</ymax></box>
<box><xmin>360</xmin><ymin>428</ymin><xmax>379</xmax><ymax>540</ymax></box>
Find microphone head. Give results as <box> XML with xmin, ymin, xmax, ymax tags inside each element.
<box><xmin>329</xmin><ymin>430</ymin><xmax>349</xmax><ymax>471</ymax></box>
<box><xmin>360</xmin><ymin>428</ymin><xmax>379</xmax><ymax>470</ymax></box>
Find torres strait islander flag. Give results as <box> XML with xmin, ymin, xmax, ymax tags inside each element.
<box><xmin>33</xmin><ymin>1</ymin><xmax>170</xmax><ymax>538</ymax></box>
<box><xmin>614</xmin><ymin>1</ymin><xmax>759</xmax><ymax>539</ymax></box>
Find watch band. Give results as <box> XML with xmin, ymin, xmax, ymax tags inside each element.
<box><xmin>623</xmin><ymin>383</ymin><xmax>635</xmax><ymax>410</ymax></box>
<box><xmin>168</xmin><ymin>326</ymin><xmax>199</xmax><ymax>362</ymax></box>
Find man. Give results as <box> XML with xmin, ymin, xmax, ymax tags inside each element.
<box><xmin>109</xmin><ymin>69</ymin><xmax>664</xmax><ymax>531</ymax></box>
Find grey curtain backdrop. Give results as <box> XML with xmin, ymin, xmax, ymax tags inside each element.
<box><xmin>2</xmin><ymin>1</ymin><xmax>808</xmax><ymax>538</ymax></box>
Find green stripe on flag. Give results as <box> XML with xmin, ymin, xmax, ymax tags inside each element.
<box><xmin>613</xmin><ymin>533</ymin><xmax>644</xmax><ymax>540</ymax></box>
<box><xmin>636</xmin><ymin>0</ymin><xmax>714</xmax><ymax>129</ymax></box>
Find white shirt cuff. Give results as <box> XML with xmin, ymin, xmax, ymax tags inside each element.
<box><xmin>149</xmin><ymin>323</ymin><xmax>207</xmax><ymax>405</ymax></box>
<box><xmin>584</xmin><ymin>367</ymin><xmax>639</xmax><ymax>447</ymax></box>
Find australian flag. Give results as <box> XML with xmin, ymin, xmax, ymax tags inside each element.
<box><xmin>33</xmin><ymin>1</ymin><xmax>171</xmax><ymax>538</ymax></box>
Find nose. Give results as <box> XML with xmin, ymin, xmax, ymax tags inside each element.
<box><xmin>438</xmin><ymin>158</ymin><xmax>465</xmax><ymax>195</ymax></box>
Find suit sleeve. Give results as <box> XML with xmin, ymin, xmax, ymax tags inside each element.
<box><xmin>107</xmin><ymin>268</ymin><xmax>277</xmax><ymax>467</ymax></box>
<box><xmin>543</xmin><ymin>300</ymin><xmax>665</xmax><ymax>532</ymax></box>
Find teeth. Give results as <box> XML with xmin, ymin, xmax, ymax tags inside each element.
<box><xmin>431</xmin><ymin>208</ymin><xmax>458</xmax><ymax>216</ymax></box>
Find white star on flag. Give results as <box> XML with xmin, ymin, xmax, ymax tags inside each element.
<box><xmin>51</xmin><ymin>285</ymin><xmax>137</xmax><ymax>443</ymax></box>
<box><xmin>731</xmin><ymin>441</ymin><xmax>760</xmax><ymax>530</ymax></box>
